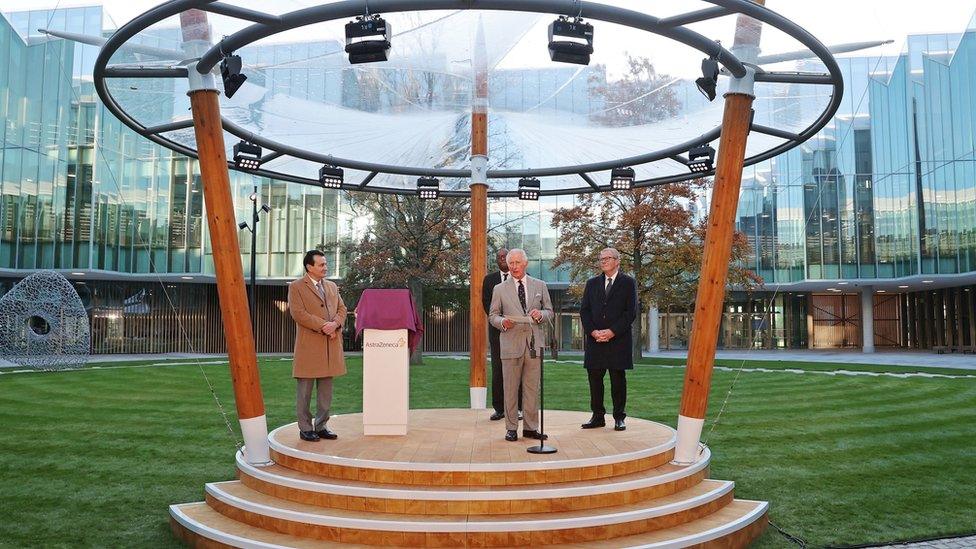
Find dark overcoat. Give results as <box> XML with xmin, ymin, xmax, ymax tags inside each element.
<box><xmin>579</xmin><ymin>272</ymin><xmax>638</xmax><ymax>370</ymax></box>
<box><xmin>481</xmin><ymin>271</ymin><xmax>503</xmax><ymax>345</ymax></box>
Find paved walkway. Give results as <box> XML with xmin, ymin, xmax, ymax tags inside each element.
<box><xmin>871</xmin><ymin>534</ymin><xmax>976</xmax><ymax>548</ymax></box>
<box><xmin>647</xmin><ymin>349</ymin><xmax>976</xmax><ymax>370</ymax></box>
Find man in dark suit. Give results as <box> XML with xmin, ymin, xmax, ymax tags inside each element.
<box><xmin>579</xmin><ymin>247</ymin><xmax>637</xmax><ymax>431</ymax></box>
<box><xmin>482</xmin><ymin>248</ymin><xmax>521</xmax><ymax>421</ymax></box>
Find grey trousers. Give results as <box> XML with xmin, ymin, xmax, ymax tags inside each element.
<box><xmin>296</xmin><ymin>377</ymin><xmax>334</xmax><ymax>432</ymax></box>
<box><xmin>502</xmin><ymin>351</ymin><xmax>540</xmax><ymax>432</ymax></box>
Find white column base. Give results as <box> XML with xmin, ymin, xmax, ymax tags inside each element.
<box><xmin>240</xmin><ymin>415</ymin><xmax>272</xmax><ymax>466</ymax></box>
<box><xmin>470</xmin><ymin>386</ymin><xmax>487</xmax><ymax>409</ymax></box>
<box><xmin>648</xmin><ymin>306</ymin><xmax>660</xmax><ymax>353</ymax></box>
<box><xmin>673</xmin><ymin>415</ymin><xmax>705</xmax><ymax>465</ymax></box>
<box><xmin>861</xmin><ymin>285</ymin><xmax>875</xmax><ymax>354</ymax></box>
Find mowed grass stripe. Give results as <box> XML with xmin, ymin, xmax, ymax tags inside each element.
<box><xmin>702</xmin><ymin>373</ymin><xmax>960</xmax><ymax>414</ymax></box>
<box><xmin>702</xmin><ymin>370</ymin><xmax>975</xmax><ymax>547</ymax></box>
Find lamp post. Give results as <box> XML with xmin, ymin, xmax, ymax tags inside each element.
<box><xmin>238</xmin><ymin>185</ymin><xmax>270</xmax><ymax>337</ymax></box>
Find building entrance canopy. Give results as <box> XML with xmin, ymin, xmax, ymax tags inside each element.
<box><xmin>93</xmin><ymin>0</ymin><xmax>842</xmax><ymax>196</ymax></box>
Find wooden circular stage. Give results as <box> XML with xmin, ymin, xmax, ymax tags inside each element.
<box><xmin>170</xmin><ymin>409</ymin><xmax>767</xmax><ymax>547</ymax></box>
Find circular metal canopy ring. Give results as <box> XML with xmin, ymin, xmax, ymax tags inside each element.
<box><xmin>93</xmin><ymin>0</ymin><xmax>843</xmax><ymax>197</ymax></box>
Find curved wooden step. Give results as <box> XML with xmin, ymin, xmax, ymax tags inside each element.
<box><xmin>170</xmin><ymin>497</ymin><xmax>766</xmax><ymax>548</ymax></box>
<box><xmin>268</xmin><ymin>409</ymin><xmax>677</xmax><ymax>486</ymax></box>
<box><xmin>238</xmin><ymin>449</ymin><xmax>710</xmax><ymax>515</ymax></box>
<box><xmin>203</xmin><ymin>479</ymin><xmax>734</xmax><ymax>546</ymax></box>
<box><xmin>171</xmin><ymin>410</ymin><xmax>766</xmax><ymax>547</ymax></box>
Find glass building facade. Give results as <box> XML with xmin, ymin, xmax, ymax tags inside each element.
<box><xmin>1</xmin><ymin>7</ymin><xmax>975</xmax><ymax>353</ymax></box>
<box><xmin>724</xmin><ymin>15</ymin><xmax>976</xmax><ymax>350</ymax></box>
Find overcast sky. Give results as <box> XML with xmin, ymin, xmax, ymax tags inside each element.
<box><xmin>5</xmin><ymin>0</ymin><xmax>975</xmax><ymax>77</ymax></box>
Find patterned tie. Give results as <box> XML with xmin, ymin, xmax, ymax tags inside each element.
<box><xmin>316</xmin><ymin>280</ymin><xmax>325</xmax><ymax>301</ymax></box>
<box><xmin>518</xmin><ymin>280</ymin><xmax>527</xmax><ymax>313</ymax></box>
<box><xmin>605</xmin><ymin>276</ymin><xmax>613</xmax><ymax>294</ymax></box>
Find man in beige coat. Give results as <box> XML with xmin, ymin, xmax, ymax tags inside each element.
<box><xmin>488</xmin><ymin>248</ymin><xmax>554</xmax><ymax>442</ymax></box>
<box><xmin>288</xmin><ymin>250</ymin><xmax>347</xmax><ymax>442</ymax></box>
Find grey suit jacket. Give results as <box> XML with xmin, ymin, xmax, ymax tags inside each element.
<box><xmin>488</xmin><ymin>275</ymin><xmax>554</xmax><ymax>360</ymax></box>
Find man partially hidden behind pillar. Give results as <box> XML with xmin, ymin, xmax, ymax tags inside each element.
<box><xmin>488</xmin><ymin>248</ymin><xmax>553</xmax><ymax>442</ymax></box>
<box><xmin>288</xmin><ymin>250</ymin><xmax>346</xmax><ymax>442</ymax></box>
<box><xmin>580</xmin><ymin>247</ymin><xmax>637</xmax><ymax>431</ymax></box>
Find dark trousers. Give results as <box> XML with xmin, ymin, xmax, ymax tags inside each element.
<box><xmin>490</xmin><ymin>328</ymin><xmax>521</xmax><ymax>414</ymax></box>
<box><xmin>587</xmin><ymin>368</ymin><xmax>627</xmax><ymax>421</ymax></box>
<box><xmin>296</xmin><ymin>377</ymin><xmax>333</xmax><ymax>432</ymax></box>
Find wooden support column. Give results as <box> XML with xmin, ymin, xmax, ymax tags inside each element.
<box><xmin>470</xmin><ymin>182</ymin><xmax>488</xmax><ymax>404</ymax></box>
<box><xmin>189</xmin><ymin>88</ymin><xmax>269</xmax><ymax>463</ymax></box>
<box><xmin>181</xmin><ymin>8</ymin><xmax>267</xmax><ymax>465</ymax></box>
<box><xmin>468</xmin><ymin>21</ymin><xmax>489</xmax><ymax>409</ymax></box>
<box><xmin>674</xmin><ymin>92</ymin><xmax>755</xmax><ymax>463</ymax></box>
<box><xmin>673</xmin><ymin>0</ymin><xmax>764</xmax><ymax>465</ymax></box>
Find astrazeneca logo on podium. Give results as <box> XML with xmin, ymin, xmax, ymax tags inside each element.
<box><xmin>364</xmin><ymin>336</ymin><xmax>407</xmax><ymax>348</ymax></box>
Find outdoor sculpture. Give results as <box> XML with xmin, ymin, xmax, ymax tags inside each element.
<box><xmin>0</xmin><ymin>271</ymin><xmax>91</xmax><ymax>370</ymax></box>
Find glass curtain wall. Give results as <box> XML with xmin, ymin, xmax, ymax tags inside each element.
<box><xmin>0</xmin><ymin>9</ymin><xmax>353</xmax><ymax>280</ymax></box>
<box><xmin>736</xmin><ymin>23</ymin><xmax>976</xmax><ymax>283</ymax></box>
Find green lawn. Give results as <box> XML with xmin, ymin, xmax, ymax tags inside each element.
<box><xmin>1</xmin><ymin>356</ymin><xmax>974</xmax><ymax>548</ymax></box>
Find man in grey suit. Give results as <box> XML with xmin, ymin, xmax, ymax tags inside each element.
<box><xmin>488</xmin><ymin>248</ymin><xmax>554</xmax><ymax>442</ymax></box>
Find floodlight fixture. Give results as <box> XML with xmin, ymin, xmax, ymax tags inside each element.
<box><xmin>416</xmin><ymin>176</ymin><xmax>440</xmax><ymax>200</ymax></box>
<box><xmin>220</xmin><ymin>54</ymin><xmax>247</xmax><ymax>98</ymax></box>
<box><xmin>518</xmin><ymin>177</ymin><xmax>541</xmax><ymax>201</ymax></box>
<box><xmin>695</xmin><ymin>56</ymin><xmax>720</xmax><ymax>101</ymax></box>
<box><xmin>547</xmin><ymin>16</ymin><xmax>594</xmax><ymax>65</ymax></box>
<box><xmin>610</xmin><ymin>167</ymin><xmax>635</xmax><ymax>190</ymax></box>
<box><xmin>238</xmin><ymin>221</ymin><xmax>249</xmax><ymax>231</ymax></box>
<box><xmin>260</xmin><ymin>204</ymin><xmax>271</xmax><ymax>214</ymax></box>
<box><xmin>345</xmin><ymin>14</ymin><xmax>391</xmax><ymax>64</ymax></box>
<box><xmin>233</xmin><ymin>141</ymin><xmax>262</xmax><ymax>170</ymax></box>
<box><xmin>319</xmin><ymin>165</ymin><xmax>344</xmax><ymax>188</ymax></box>
<box><xmin>688</xmin><ymin>145</ymin><xmax>716</xmax><ymax>173</ymax></box>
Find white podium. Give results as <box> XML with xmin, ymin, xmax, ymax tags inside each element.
<box><xmin>362</xmin><ymin>328</ymin><xmax>409</xmax><ymax>435</ymax></box>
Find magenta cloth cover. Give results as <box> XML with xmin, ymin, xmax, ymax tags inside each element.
<box><xmin>355</xmin><ymin>289</ymin><xmax>424</xmax><ymax>354</ymax></box>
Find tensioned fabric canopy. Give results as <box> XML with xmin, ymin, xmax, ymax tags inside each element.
<box><xmin>92</xmin><ymin>0</ymin><xmax>843</xmax><ymax>196</ymax></box>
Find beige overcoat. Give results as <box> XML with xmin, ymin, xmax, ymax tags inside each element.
<box><xmin>288</xmin><ymin>275</ymin><xmax>347</xmax><ymax>379</ymax></box>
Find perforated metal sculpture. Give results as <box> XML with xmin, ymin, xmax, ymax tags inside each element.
<box><xmin>0</xmin><ymin>271</ymin><xmax>91</xmax><ymax>370</ymax></box>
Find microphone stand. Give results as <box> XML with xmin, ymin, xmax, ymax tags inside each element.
<box><xmin>528</xmin><ymin>316</ymin><xmax>556</xmax><ymax>455</ymax></box>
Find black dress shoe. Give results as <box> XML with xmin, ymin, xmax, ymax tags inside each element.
<box><xmin>581</xmin><ymin>416</ymin><xmax>606</xmax><ymax>429</ymax></box>
<box><xmin>316</xmin><ymin>428</ymin><xmax>338</xmax><ymax>440</ymax></box>
<box><xmin>299</xmin><ymin>430</ymin><xmax>320</xmax><ymax>441</ymax></box>
<box><xmin>505</xmin><ymin>430</ymin><xmax>518</xmax><ymax>442</ymax></box>
<box><xmin>489</xmin><ymin>411</ymin><xmax>505</xmax><ymax>421</ymax></box>
<box><xmin>614</xmin><ymin>419</ymin><xmax>626</xmax><ymax>431</ymax></box>
<box><xmin>522</xmin><ymin>429</ymin><xmax>548</xmax><ymax>440</ymax></box>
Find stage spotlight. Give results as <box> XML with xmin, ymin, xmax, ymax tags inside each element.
<box><xmin>319</xmin><ymin>165</ymin><xmax>344</xmax><ymax>188</ymax></box>
<box><xmin>688</xmin><ymin>145</ymin><xmax>716</xmax><ymax>173</ymax></box>
<box><xmin>233</xmin><ymin>141</ymin><xmax>262</xmax><ymax>170</ymax></box>
<box><xmin>547</xmin><ymin>16</ymin><xmax>593</xmax><ymax>65</ymax></box>
<box><xmin>345</xmin><ymin>14</ymin><xmax>391</xmax><ymax>64</ymax></box>
<box><xmin>220</xmin><ymin>54</ymin><xmax>247</xmax><ymax>99</ymax></box>
<box><xmin>416</xmin><ymin>176</ymin><xmax>440</xmax><ymax>200</ymax></box>
<box><xmin>695</xmin><ymin>56</ymin><xmax>720</xmax><ymax>101</ymax></box>
<box><xmin>610</xmin><ymin>167</ymin><xmax>635</xmax><ymax>190</ymax></box>
<box><xmin>518</xmin><ymin>177</ymin><xmax>541</xmax><ymax>201</ymax></box>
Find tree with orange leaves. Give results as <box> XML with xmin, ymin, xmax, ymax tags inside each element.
<box><xmin>343</xmin><ymin>193</ymin><xmax>470</xmax><ymax>364</ymax></box>
<box><xmin>551</xmin><ymin>181</ymin><xmax>761</xmax><ymax>357</ymax></box>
